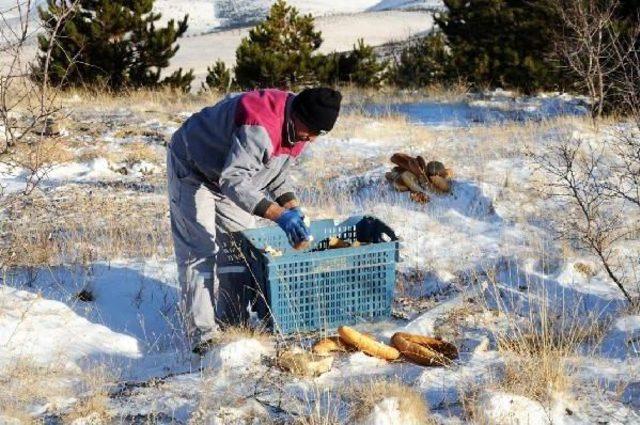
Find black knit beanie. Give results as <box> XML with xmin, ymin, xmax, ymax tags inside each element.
<box><xmin>292</xmin><ymin>87</ymin><xmax>342</xmax><ymax>133</ymax></box>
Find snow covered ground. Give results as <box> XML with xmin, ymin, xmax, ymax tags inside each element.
<box><xmin>1</xmin><ymin>91</ymin><xmax>639</xmax><ymax>423</ymax></box>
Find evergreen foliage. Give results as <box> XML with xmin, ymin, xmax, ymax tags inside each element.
<box><xmin>317</xmin><ymin>39</ymin><xmax>387</xmax><ymax>88</ymax></box>
<box><xmin>234</xmin><ymin>0</ymin><xmax>322</xmax><ymax>89</ymax></box>
<box><xmin>435</xmin><ymin>0</ymin><xmax>561</xmax><ymax>93</ymax></box>
<box><xmin>389</xmin><ymin>31</ymin><xmax>452</xmax><ymax>88</ymax></box>
<box><xmin>203</xmin><ymin>60</ymin><xmax>234</xmax><ymax>92</ymax></box>
<box><xmin>36</xmin><ymin>0</ymin><xmax>193</xmax><ymax>92</ymax></box>
<box><xmin>618</xmin><ymin>0</ymin><xmax>640</xmax><ymax>21</ymax></box>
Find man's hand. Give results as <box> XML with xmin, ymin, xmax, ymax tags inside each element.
<box><xmin>263</xmin><ymin>203</ymin><xmax>286</xmax><ymax>222</ymax></box>
<box><xmin>281</xmin><ymin>198</ymin><xmax>299</xmax><ymax>210</ymax></box>
<box><xmin>275</xmin><ymin>209</ymin><xmax>310</xmax><ymax>247</ymax></box>
<box><xmin>290</xmin><ymin>206</ymin><xmax>311</xmax><ymax>228</ymax></box>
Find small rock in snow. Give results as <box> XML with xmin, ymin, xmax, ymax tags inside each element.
<box><xmin>359</xmin><ymin>397</ymin><xmax>423</xmax><ymax>425</ymax></box>
<box><xmin>360</xmin><ymin>397</ymin><xmax>401</xmax><ymax>425</ymax></box>
<box><xmin>477</xmin><ymin>391</ymin><xmax>550</xmax><ymax>425</ymax></box>
<box><xmin>207</xmin><ymin>338</ymin><xmax>269</xmax><ymax>371</ymax></box>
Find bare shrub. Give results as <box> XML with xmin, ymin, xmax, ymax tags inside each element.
<box><xmin>534</xmin><ymin>0</ymin><xmax>640</xmax><ymax>305</ymax></box>
<box><xmin>530</xmin><ymin>132</ymin><xmax>640</xmax><ymax>304</ymax></box>
<box><xmin>551</xmin><ymin>0</ymin><xmax>640</xmax><ymax>119</ymax></box>
<box><xmin>0</xmin><ymin>0</ymin><xmax>79</xmax><ymax>202</ymax></box>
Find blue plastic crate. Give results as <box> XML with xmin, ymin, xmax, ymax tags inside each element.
<box><xmin>239</xmin><ymin>215</ymin><xmax>399</xmax><ymax>334</ymax></box>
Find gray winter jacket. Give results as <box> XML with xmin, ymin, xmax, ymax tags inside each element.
<box><xmin>168</xmin><ymin>89</ymin><xmax>308</xmax><ymax>216</ymax></box>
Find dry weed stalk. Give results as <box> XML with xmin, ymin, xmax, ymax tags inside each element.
<box><xmin>292</xmin><ymin>388</ymin><xmax>341</xmax><ymax>425</ymax></box>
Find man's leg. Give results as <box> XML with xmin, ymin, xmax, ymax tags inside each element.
<box><xmin>213</xmin><ymin>196</ymin><xmax>260</xmax><ymax>326</ymax></box>
<box><xmin>167</xmin><ymin>150</ymin><xmax>220</xmax><ymax>350</ymax></box>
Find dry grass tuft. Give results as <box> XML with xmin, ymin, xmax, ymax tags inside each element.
<box><xmin>218</xmin><ymin>324</ymin><xmax>271</xmax><ymax>345</ymax></box>
<box><xmin>121</xmin><ymin>140</ymin><xmax>160</xmax><ymax>165</ymax></box>
<box><xmin>572</xmin><ymin>261</ymin><xmax>596</xmax><ymax>278</ymax></box>
<box><xmin>345</xmin><ymin>379</ymin><xmax>435</xmax><ymax>425</ymax></box>
<box><xmin>494</xmin><ymin>309</ymin><xmax>608</xmax><ymax>402</ymax></box>
<box><xmin>64</xmin><ymin>364</ymin><xmax>112</xmax><ymax>423</ymax></box>
<box><xmin>75</xmin><ymin>143</ymin><xmax>118</xmax><ymax>163</ymax></box>
<box><xmin>61</xmin><ymin>87</ymin><xmax>222</xmax><ymax>115</ymax></box>
<box><xmin>0</xmin><ymin>359</ymin><xmax>112</xmax><ymax>423</ymax></box>
<box><xmin>1</xmin><ymin>185</ymin><xmax>171</xmax><ymax>268</ymax></box>
<box><xmin>8</xmin><ymin>136</ymin><xmax>76</xmax><ymax>169</ymax></box>
<box><xmin>497</xmin><ymin>335</ymin><xmax>573</xmax><ymax>400</ymax></box>
<box><xmin>294</xmin><ymin>413</ymin><xmax>340</xmax><ymax>425</ymax></box>
<box><xmin>292</xmin><ymin>393</ymin><xmax>341</xmax><ymax>425</ymax></box>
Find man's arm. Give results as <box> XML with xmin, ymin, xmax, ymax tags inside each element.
<box><xmin>263</xmin><ymin>202</ymin><xmax>287</xmax><ymax>221</ymax></box>
<box><xmin>266</xmin><ymin>159</ymin><xmax>299</xmax><ymax>210</ymax></box>
<box><xmin>219</xmin><ymin>125</ymin><xmax>280</xmax><ymax>218</ymax></box>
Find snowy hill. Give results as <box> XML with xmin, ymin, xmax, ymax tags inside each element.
<box><xmin>154</xmin><ymin>0</ymin><xmax>443</xmax><ymax>34</ymax></box>
<box><xmin>0</xmin><ymin>0</ymin><xmax>442</xmax><ymax>36</ymax></box>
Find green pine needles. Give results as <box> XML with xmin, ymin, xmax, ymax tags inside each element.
<box><xmin>435</xmin><ymin>0</ymin><xmax>561</xmax><ymax>94</ymax></box>
<box><xmin>36</xmin><ymin>0</ymin><xmax>194</xmax><ymax>92</ymax></box>
<box><xmin>206</xmin><ymin>0</ymin><xmax>387</xmax><ymax>91</ymax></box>
<box><xmin>234</xmin><ymin>0</ymin><xmax>322</xmax><ymax>89</ymax></box>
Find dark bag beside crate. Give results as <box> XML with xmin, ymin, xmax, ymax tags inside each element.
<box><xmin>237</xmin><ymin>215</ymin><xmax>399</xmax><ymax>334</ymax></box>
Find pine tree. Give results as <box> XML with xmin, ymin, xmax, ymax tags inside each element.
<box><xmin>203</xmin><ymin>60</ymin><xmax>234</xmax><ymax>92</ymax></box>
<box><xmin>435</xmin><ymin>0</ymin><xmax>561</xmax><ymax>93</ymax></box>
<box><xmin>618</xmin><ymin>0</ymin><xmax>640</xmax><ymax>21</ymax></box>
<box><xmin>390</xmin><ymin>31</ymin><xmax>452</xmax><ymax>88</ymax></box>
<box><xmin>234</xmin><ymin>0</ymin><xmax>322</xmax><ymax>89</ymax></box>
<box><xmin>318</xmin><ymin>39</ymin><xmax>387</xmax><ymax>88</ymax></box>
<box><xmin>36</xmin><ymin>0</ymin><xmax>193</xmax><ymax>92</ymax></box>
<box><xmin>342</xmin><ymin>39</ymin><xmax>387</xmax><ymax>88</ymax></box>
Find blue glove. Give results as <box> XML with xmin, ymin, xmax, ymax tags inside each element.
<box><xmin>290</xmin><ymin>206</ymin><xmax>305</xmax><ymax>221</ymax></box>
<box><xmin>276</xmin><ymin>209</ymin><xmax>310</xmax><ymax>247</ymax></box>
